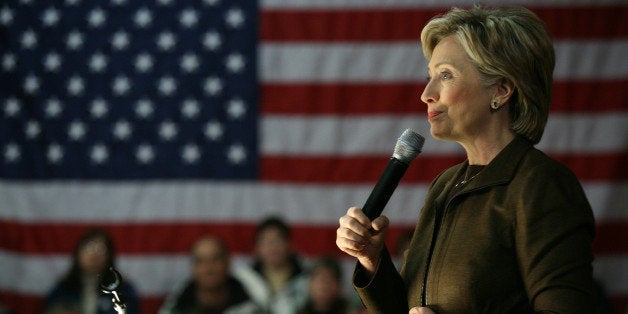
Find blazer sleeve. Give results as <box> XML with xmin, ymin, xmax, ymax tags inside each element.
<box><xmin>514</xmin><ymin>162</ymin><xmax>596</xmax><ymax>314</ymax></box>
<box><xmin>352</xmin><ymin>248</ymin><xmax>408</xmax><ymax>314</ymax></box>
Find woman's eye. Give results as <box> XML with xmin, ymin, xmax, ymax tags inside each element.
<box><xmin>441</xmin><ymin>72</ymin><xmax>452</xmax><ymax>80</ymax></box>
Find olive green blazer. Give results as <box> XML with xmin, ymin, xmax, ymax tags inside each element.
<box><xmin>355</xmin><ymin>136</ymin><xmax>595</xmax><ymax>313</ymax></box>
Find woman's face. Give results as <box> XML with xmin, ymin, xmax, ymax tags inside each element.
<box><xmin>256</xmin><ymin>227</ymin><xmax>291</xmax><ymax>269</ymax></box>
<box><xmin>421</xmin><ymin>35</ymin><xmax>497</xmax><ymax>142</ymax></box>
<box><xmin>78</xmin><ymin>238</ymin><xmax>109</xmax><ymax>275</ymax></box>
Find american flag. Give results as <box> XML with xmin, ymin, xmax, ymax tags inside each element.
<box><xmin>1</xmin><ymin>0</ymin><xmax>626</xmax><ymax>313</ymax></box>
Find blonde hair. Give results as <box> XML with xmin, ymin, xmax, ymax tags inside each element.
<box><xmin>421</xmin><ymin>6</ymin><xmax>555</xmax><ymax>144</ymax></box>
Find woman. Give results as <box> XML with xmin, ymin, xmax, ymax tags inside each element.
<box><xmin>335</xmin><ymin>6</ymin><xmax>595</xmax><ymax>314</ymax></box>
<box><xmin>236</xmin><ymin>216</ymin><xmax>308</xmax><ymax>314</ymax></box>
<box><xmin>45</xmin><ymin>229</ymin><xmax>140</xmax><ymax>314</ymax></box>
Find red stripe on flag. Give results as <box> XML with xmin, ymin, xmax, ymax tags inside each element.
<box><xmin>551</xmin><ymin>153</ymin><xmax>628</xmax><ymax>182</ymax></box>
<box><xmin>261</xmin><ymin>80</ymin><xmax>627</xmax><ymax>114</ymax></box>
<box><xmin>260</xmin><ymin>7</ymin><xmax>628</xmax><ymax>41</ymax></box>
<box><xmin>261</xmin><ymin>155</ymin><xmax>465</xmax><ymax>183</ymax></box>
<box><xmin>0</xmin><ymin>291</ymin><xmax>165</xmax><ymax>314</ymax></box>
<box><xmin>593</xmin><ymin>222</ymin><xmax>628</xmax><ymax>254</ymax></box>
<box><xmin>1</xmin><ymin>221</ymin><xmax>625</xmax><ymax>255</ymax></box>
<box><xmin>3</xmin><ymin>289</ymin><xmax>628</xmax><ymax>314</ymax></box>
<box><xmin>260</xmin><ymin>153</ymin><xmax>627</xmax><ymax>183</ymax></box>
<box><xmin>0</xmin><ymin>221</ymin><xmax>404</xmax><ymax>256</ymax></box>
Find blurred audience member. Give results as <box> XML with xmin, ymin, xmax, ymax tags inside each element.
<box><xmin>298</xmin><ymin>256</ymin><xmax>350</xmax><ymax>314</ymax></box>
<box><xmin>238</xmin><ymin>216</ymin><xmax>307</xmax><ymax>313</ymax></box>
<box><xmin>159</xmin><ymin>236</ymin><xmax>259</xmax><ymax>314</ymax></box>
<box><xmin>44</xmin><ymin>229</ymin><xmax>139</xmax><ymax>314</ymax></box>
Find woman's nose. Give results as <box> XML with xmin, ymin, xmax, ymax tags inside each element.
<box><xmin>420</xmin><ymin>79</ymin><xmax>438</xmax><ymax>105</ymax></box>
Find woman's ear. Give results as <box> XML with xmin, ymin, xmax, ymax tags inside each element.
<box><xmin>494</xmin><ymin>79</ymin><xmax>515</xmax><ymax>105</ymax></box>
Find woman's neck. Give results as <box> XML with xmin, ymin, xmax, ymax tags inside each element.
<box><xmin>460</xmin><ymin>131</ymin><xmax>515</xmax><ymax>165</ymax></box>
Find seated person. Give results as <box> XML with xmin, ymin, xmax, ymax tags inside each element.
<box><xmin>159</xmin><ymin>236</ymin><xmax>259</xmax><ymax>314</ymax></box>
<box><xmin>298</xmin><ymin>256</ymin><xmax>350</xmax><ymax>314</ymax></box>
<box><xmin>45</xmin><ymin>229</ymin><xmax>139</xmax><ymax>314</ymax></box>
<box><xmin>237</xmin><ymin>216</ymin><xmax>308</xmax><ymax>314</ymax></box>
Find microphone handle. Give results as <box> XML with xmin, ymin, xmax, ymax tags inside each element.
<box><xmin>362</xmin><ymin>158</ymin><xmax>409</xmax><ymax>220</ymax></box>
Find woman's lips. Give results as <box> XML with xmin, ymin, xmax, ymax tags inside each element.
<box><xmin>428</xmin><ymin>111</ymin><xmax>443</xmax><ymax>120</ymax></box>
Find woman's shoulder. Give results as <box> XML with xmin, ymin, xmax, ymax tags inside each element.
<box><xmin>519</xmin><ymin>146</ymin><xmax>580</xmax><ymax>182</ymax></box>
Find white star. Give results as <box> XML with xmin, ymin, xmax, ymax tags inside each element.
<box><xmin>225</xmin><ymin>52</ymin><xmax>245</xmax><ymax>73</ymax></box>
<box><xmin>23</xmin><ymin>75</ymin><xmax>40</xmax><ymax>94</ymax></box>
<box><xmin>203</xmin><ymin>0</ymin><xmax>220</xmax><ymax>6</ymax></box>
<box><xmin>90</xmin><ymin>98</ymin><xmax>108</xmax><ymax>118</ymax></box>
<box><xmin>4</xmin><ymin>143</ymin><xmax>20</xmax><ymax>163</ymax></box>
<box><xmin>181</xmin><ymin>98</ymin><xmax>200</xmax><ymax>119</ymax></box>
<box><xmin>134</xmin><ymin>7</ymin><xmax>152</xmax><ymax>28</ymax></box>
<box><xmin>68</xmin><ymin>120</ymin><xmax>87</xmax><ymax>141</ymax></box>
<box><xmin>67</xmin><ymin>75</ymin><xmax>85</xmax><ymax>96</ymax></box>
<box><xmin>21</xmin><ymin>29</ymin><xmax>38</xmax><ymax>49</ymax></box>
<box><xmin>0</xmin><ymin>7</ymin><xmax>14</xmax><ymax>26</ymax></box>
<box><xmin>45</xmin><ymin>98</ymin><xmax>63</xmax><ymax>118</ymax></box>
<box><xmin>112</xmin><ymin>75</ymin><xmax>131</xmax><ymax>96</ymax></box>
<box><xmin>156</xmin><ymin>31</ymin><xmax>176</xmax><ymax>51</ymax></box>
<box><xmin>25</xmin><ymin>120</ymin><xmax>41</xmax><ymax>139</ymax></box>
<box><xmin>158</xmin><ymin>121</ymin><xmax>178</xmax><ymax>141</ymax></box>
<box><xmin>157</xmin><ymin>76</ymin><xmax>177</xmax><ymax>96</ymax></box>
<box><xmin>227</xmin><ymin>143</ymin><xmax>246</xmax><ymax>165</ymax></box>
<box><xmin>226</xmin><ymin>98</ymin><xmax>247</xmax><ymax>119</ymax></box>
<box><xmin>44</xmin><ymin>52</ymin><xmax>62</xmax><ymax>72</ymax></box>
<box><xmin>90</xmin><ymin>144</ymin><xmax>109</xmax><ymax>164</ymax></box>
<box><xmin>203</xmin><ymin>76</ymin><xmax>223</xmax><ymax>96</ymax></box>
<box><xmin>20</xmin><ymin>0</ymin><xmax>34</xmax><ymax>4</ymax></box>
<box><xmin>41</xmin><ymin>7</ymin><xmax>61</xmax><ymax>27</ymax></box>
<box><xmin>3</xmin><ymin>98</ymin><xmax>20</xmax><ymax>117</ymax></box>
<box><xmin>89</xmin><ymin>52</ymin><xmax>107</xmax><ymax>73</ymax></box>
<box><xmin>136</xmin><ymin>144</ymin><xmax>155</xmax><ymax>164</ymax></box>
<box><xmin>204</xmin><ymin>120</ymin><xmax>223</xmax><ymax>141</ymax></box>
<box><xmin>65</xmin><ymin>0</ymin><xmax>81</xmax><ymax>5</ymax></box>
<box><xmin>113</xmin><ymin>120</ymin><xmax>132</xmax><ymax>140</ymax></box>
<box><xmin>181</xmin><ymin>144</ymin><xmax>201</xmax><ymax>164</ymax></box>
<box><xmin>2</xmin><ymin>53</ymin><xmax>16</xmax><ymax>71</ymax></box>
<box><xmin>111</xmin><ymin>30</ymin><xmax>130</xmax><ymax>50</ymax></box>
<box><xmin>180</xmin><ymin>53</ymin><xmax>200</xmax><ymax>73</ymax></box>
<box><xmin>225</xmin><ymin>7</ymin><xmax>245</xmax><ymax>29</ymax></box>
<box><xmin>179</xmin><ymin>8</ymin><xmax>198</xmax><ymax>28</ymax></box>
<box><xmin>135</xmin><ymin>53</ymin><xmax>154</xmax><ymax>73</ymax></box>
<box><xmin>66</xmin><ymin>30</ymin><xmax>84</xmax><ymax>50</ymax></box>
<box><xmin>47</xmin><ymin>143</ymin><xmax>64</xmax><ymax>164</ymax></box>
<box><xmin>87</xmin><ymin>7</ymin><xmax>107</xmax><ymax>28</ymax></box>
<box><xmin>110</xmin><ymin>0</ymin><xmax>127</xmax><ymax>6</ymax></box>
<box><xmin>156</xmin><ymin>0</ymin><xmax>173</xmax><ymax>6</ymax></box>
<box><xmin>135</xmin><ymin>98</ymin><xmax>154</xmax><ymax>119</ymax></box>
<box><xmin>202</xmin><ymin>31</ymin><xmax>222</xmax><ymax>51</ymax></box>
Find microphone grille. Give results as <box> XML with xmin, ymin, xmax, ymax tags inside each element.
<box><xmin>393</xmin><ymin>129</ymin><xmax>425</xmax><ymax>164</ymax></box>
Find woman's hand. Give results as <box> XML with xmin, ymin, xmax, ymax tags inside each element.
<box><xmin>409</xmin><ymin>307</ymin><xmax>435</xmax><ymax>314</ymax></box>
<box><xmin>336</xmin><ymin>207</ymin><xmax>389</xmax><ymax>273</ymax></box>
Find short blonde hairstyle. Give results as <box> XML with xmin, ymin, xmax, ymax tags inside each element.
<box><xmin>421</xmin><ymin>6</ymin><xmax>555</xmax><ymax>144</ymax></box>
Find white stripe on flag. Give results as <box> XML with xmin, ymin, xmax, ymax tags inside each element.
<box><xmin>260</xmin><ymin>40</ymin><xmax>628</xmax><ymax>82</ymax></box>
<box><xmin>1</xmin><ymin>181</ymin><xmax>625</xmax><ymax>223</ymax></box>
<box><xmin>2</xmin><ymin>250</ymin><xmax>626</xmax><ymax>297</ymax></box>
<box><xmin>261</xmin><ymin>113</ymin><xmax>628</xmax><ymax>155</ymax></box>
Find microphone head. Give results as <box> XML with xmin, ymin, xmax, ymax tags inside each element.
<box><xmin>393</xmin><ymin>129</ymin><xmax>425</xmax><ymax>164</ymax></box>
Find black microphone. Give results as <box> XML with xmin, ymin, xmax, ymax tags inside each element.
<box><xmin>362</xmin><ymin>129</ymin><xmax>425</xmax><ymax>220</ymax></box>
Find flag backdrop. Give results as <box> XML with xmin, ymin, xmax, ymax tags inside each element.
<box><xmin>1</xmin><ymin>0</ymin><xmax>627</xmax><ymax>313</ymax></box>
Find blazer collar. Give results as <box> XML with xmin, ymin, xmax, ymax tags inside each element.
<box><xmin>441</xmin><ymin>136</ymin><xmax>534</xmax><ymax>197</ymax></box>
